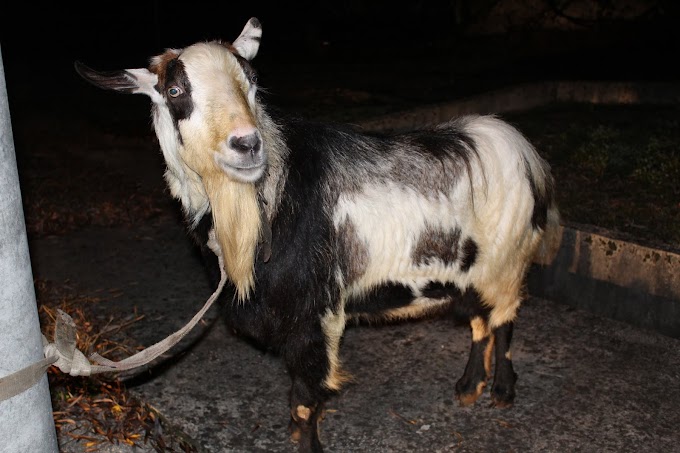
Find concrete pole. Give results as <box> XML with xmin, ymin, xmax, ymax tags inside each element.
<box><xmin>0</xmin><ymin>46</ymin><xmax>59</xmax><ymax>452</ymax></box>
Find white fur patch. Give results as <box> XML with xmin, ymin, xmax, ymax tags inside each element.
<box><xmin>233</xmin><ymin>18</ymin><xmax>262</xmax><ymax>61</ymax></box>
<box><xmin>333</xmin><ymin>116</ymin><xmax>547</xmax><ymax>324</ymax></box>
<box><xmin>152</xmin><ymin>103</ymin><xmax>209</xmax><ymax>225</ymax></box>
<box><xmin>333</xmin><ymin>181</ymin><xmax>476</xmax><ymax>299</ymax></box>
<box><xmin>126</xmin><ymin>68</ymin><xmax>163</xmax><ymax>104</ymax></box>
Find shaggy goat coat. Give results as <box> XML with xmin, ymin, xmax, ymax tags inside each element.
<box><xmin>75</xmin><ymin>17</ymin><xmax>559</xmax><ymax>453</ymax></box>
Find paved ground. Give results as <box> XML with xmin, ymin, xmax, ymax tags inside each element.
<box><xmin>6</xmin><ymin>18</ymin><xmax>679</xmax><ymax>452</ymax></box>
<box><xmin>29</xmin><ymin>217</ymin><xmax>680</xmax><ymax>453</ymax></box>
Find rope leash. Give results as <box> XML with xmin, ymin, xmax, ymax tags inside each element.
<box><xmin>0</xmin><ymin>237</ymin><xmax>227</xmax><ymax>402</ymax></box>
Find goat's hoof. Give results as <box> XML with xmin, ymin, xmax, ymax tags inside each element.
<box><xmin>289</xmin><ymin>427</ymin><xmax>324</xmax><ymax>452</ymax></box>
<box><xmin>455</xmin><ymin>379</ymin><xmax>486</xmax><ymax>407</ymax></box>
<box><xmin>290</xmin><ymin>425</ymin><xmax>302</xmax><ymax>443</ymax></box>
<box><xmin>490</xmin><ymin>385</ymin><xmax>515</xmax><ymax>408</ymax></box>
<box><xmin>290</xmin><ymin>433</ymin><xmax>324</xmax><ymax>453</ymax></box>
<box><xmin>289</xmin><ymin>412</ymin><xmax>324</xmax><ymax>453</ymax></box>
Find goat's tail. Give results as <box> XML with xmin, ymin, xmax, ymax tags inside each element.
<box><xmin>534</xmin><ymin>203</ymin><xmax>562</xmax><ymax>265</ymax></box>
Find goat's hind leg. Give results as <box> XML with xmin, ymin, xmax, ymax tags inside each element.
<box><xmin>490</xmin><ymin>320</ymin><xmax>517</xmax><ymax>408</ymax></box>
<box><xmin>455</xmin><ymin>315</ymin><xmax>518</xmax><ymax>408</ymax></box>
<box><xmin>455</xmin><ymin>315</ymin><xmax>494</xmax><ymax>406</ymax></box>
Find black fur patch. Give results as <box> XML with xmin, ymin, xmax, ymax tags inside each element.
<box><xmin>460</xmin><ymin>238</ymin><xmax>478</xmax><ymax>272</ymax></box>
<box><xmin>421</xmin><ymin>282</ymin><xmax>489</xmax><ymax>321</ymax></box>
<box><xmin>388</xmin><ymin>126</ymin><xmax>479</xmax><ymax>197</ymax></box>
<box><xmin>522</xmin><ymin>155</ymin><xmax>554</xmax><ymax>230</ymax></box>
<box><xmin>163</xmin><ymin>59</ymin><xmax>194</xmax><ymax>128</ymax></box>
<box><xmin>346</xmin><ymin>283</ymin><xmax>416</xmax><ymax>315</ymax></box>
<box><xmin>411</xmin><ymin>226</ymin><xmax>477</xmax><ymax>272</ymax></box>
<box><xmin>491</xmin><ymin>321</ymin><xmax>518</xmax><ymax>406</ymax></box>
<box><xmin>455</xmin><ymin>335</ymin><xmax>492</xmax><ymax>400</ymax></box>
<box><xmin>410</xmin><ymin>128</ymin><xmax>476</xmax><ymax>160</ymax></box>
<box><xmin>412</xmin><ymin>225</ymin><xmax>461</xmax><ymax>267</ymax></box>
<box><xmin>74</xmin><ymin>63</ymin><xmax>138</xmax><ymax>94</ymax></box>
<box><xmin>233</xmin><ymin>53</ymin><xmax>258</xmax><ymax>85</ymax></box>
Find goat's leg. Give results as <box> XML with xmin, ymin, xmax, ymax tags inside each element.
<box><xmin>490</xmin><ymin>321</ymin><xmax>517</xmax><ymax>407</ymax></box>
<box><xmin>455</xmin><ymin>316</ymin><xmax>494</xmax><ymax>406</ymax></box>
<box><xmin>286</xmin><ymin>309</ymin><xmax>348</xmax><ymax>453</ymax></box>
<box><xmin>288</xmin><ymin>375</ymin><xmax>326</xmax><ymax>453</ymax></box>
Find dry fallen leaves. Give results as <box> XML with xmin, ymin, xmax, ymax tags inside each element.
<box><xmin>36</xmin><ymin>279</ymin><xmax>197</xmax><ymax>452</ymax></box>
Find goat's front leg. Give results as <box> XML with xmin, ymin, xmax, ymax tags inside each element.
<box><xmin>288</xmin><ymin>375</ymin><xmax>326</xmax><ymax>453</ymax></box>
<box><xmin>285</xmin><ymin>308</ymin><xmax>348</xmax><ymax>453</ymax></box>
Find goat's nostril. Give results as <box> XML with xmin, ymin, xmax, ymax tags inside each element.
<box><xmin>229</xmin><ymin>133</ymin><xmax>261</xmax><ymax>154</ymax></box>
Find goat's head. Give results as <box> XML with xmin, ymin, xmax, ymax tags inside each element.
<box><xmin>75</xmin><ymin>17</ymin><xmax>265</xmax><ymax>185</ymax></box>
<box><xmin>75</xmin><ymin>18</ymin><xmax>268</xmax><ymax>301</ymax></box>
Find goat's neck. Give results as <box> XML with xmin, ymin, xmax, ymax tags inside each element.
<box><xmin>255</xmin><ymin>104</ymin><xmax>289</xmax><ymax>224</ymax></box>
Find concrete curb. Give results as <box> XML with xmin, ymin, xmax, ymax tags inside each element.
<box><xmin>529</xmin><ymin>224</ymin><xmax>680</xmax><ymax>338</ymax></box>
<box><xmin>358</xmin><ymin>80</ymin><xmax>680</xmax><ymax>133</ymax></box>
<box><xmin>357</xmin><ymin>80</ymin><xmax>680</xmax><ymax>338</ymax></box>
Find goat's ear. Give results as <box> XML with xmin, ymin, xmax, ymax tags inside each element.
<box><xmin>74</xmin><ymin>62</ymin><xmax>163</xmax><ymax>103</ymax></box>
<box><xmin>232</xmin><ymin>17</ymin><xmax>262</xmax><ymax>61</ymax></box>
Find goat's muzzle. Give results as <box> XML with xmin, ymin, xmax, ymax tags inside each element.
<box><xmin>229</xmin><ymin>132</ymin><xmax>262</xmax><ymax>157</ymax></box>
<box><xmin>214</xmin><ymin>129</ymin><xmax>266</xmax><ymax>183</ymax></box>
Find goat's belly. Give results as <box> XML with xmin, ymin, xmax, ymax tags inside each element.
<box><xmin>345</xmin><ymin>280</ymin><xmax>469</xmax><ymax>322</ymax></box>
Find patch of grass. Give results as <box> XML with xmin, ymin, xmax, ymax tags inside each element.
<box><xmin>504</xmin><ymin>103</ymin><xmax>680</xmax><ymax>247</ymax></box>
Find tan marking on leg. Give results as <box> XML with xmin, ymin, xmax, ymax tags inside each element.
<box><xmin>326</xmin><ymin>368</ymin><xmax>354</xmax><ymax>391</ymax></box>
<box><xmin>296</xmin><ymin>405</ymin><xmax>311</xmax><ymax>421</ymax></box>
<box><xmin>484</xmin><ymin>335</ymin><xmax>495</xmax><ymax>379</ymax></box>
<box><xmin>321</xmin><ymin>307</ymin><xmax>353</xmax><ymax>391</ymax></box>
<box><xmin>470</xmin><ymin>316</ymin><xmax>489</xmax><ymax>342</ymax></box>
<box><xmin>505</xmin><ymin>350</ymin><xmax>512</xmax><ymax>361</ymax></box>
<box><xmin>457</xmin><ymin>381</ymin><xmax>487</xmax><ymax>407</ymax></box>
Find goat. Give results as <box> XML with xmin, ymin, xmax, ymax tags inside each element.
<box><xmin>75</xmin><ymin>17</ymin><xmax>559</xmax><ymax>453</ymax></box>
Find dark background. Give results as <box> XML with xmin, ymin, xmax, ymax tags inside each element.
<box><xmin>2</xmin><ymin>2</ymin><xmax>679</xmax><ymax>212</ymax></box>
<box><xmin>1</xmin><ymin>1</ymin><xmax>679</xmax><ymax>198</ymax></box>
<box><xmin>2</xmin><ymin>1</ymin><xmax>679</xmax><ymax>99</ymax></box>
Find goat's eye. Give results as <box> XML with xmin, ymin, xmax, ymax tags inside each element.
<box><xmin>249</xmin><ymin>73</ymin><xmax>258</xmax><ymax>84</ymax></box>
<box><xmin>167</xmin><ymin>86</ymin><xmax>183</xmax><ymax>97</ymax></box>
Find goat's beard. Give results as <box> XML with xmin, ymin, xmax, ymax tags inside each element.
<box><xmin>203</xmin><ymin>174</ymin><xmax>261</xmax><ymax>301</ymax></box>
